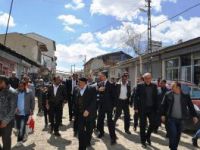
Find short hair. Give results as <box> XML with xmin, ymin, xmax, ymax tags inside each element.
<box><xmin>100</xmin><ymin>71</ymin><xmax>108</xmax><ymax>78</ymax></box>
<box><xmin>79</xmin><ymin>77</ymin><xmax>88</xmax><ymax>83</ymax></box>
<box><xmin>143</xmin><ymin>72</ymin><xmax>152</xmax><ymax>78</ymax></box>
<box><xmin>0</xmin><ymin>75</ymin><xmax>9</xmax><ymax>86</ymax></box>
<box><xmin>161</xmin><ymin>79</ymin><xmax>167</xmax><ymax>84</ymax></box>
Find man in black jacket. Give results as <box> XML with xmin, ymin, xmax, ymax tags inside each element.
<box><xmin>134</xmin><ymin>73</ymin><xmax>158</xmax><ymax>148</ymax></box>
<box><xmin>65</xmin><ymin>74</ymin><xmax>78</xmax><ymax>121</ymax></box>
<box><xmin>0</xmin><ymin>75</ymin><xmax>17</xmax><ymax>150</ymax></box>
<box><xmin>161</xmin><ymin>82</ymin><xmax>198</xmax><ymax>150</ymax></box>
<box><xmin>96</xmin><ymin>71</ymin><xmax>117</xmax><ymax>145</ymax></box>
<box><xmin>114</xmin><ymin>74</ymin><xmax>131</xmax><ymax>134</ymax></box>
<box><xmin>9</xmin><ymin>71</ymin><xmax>19</xmax><ymax>89</ymax></box>
<box><xmin>47</xmin><ymin>76</ymin><xmax>67</xmax><ymax>136</ymax></box>
<box><xmin>73</xmin><ymin>77</ymin><xmax>96</xmax><ymax>150</ymax></box>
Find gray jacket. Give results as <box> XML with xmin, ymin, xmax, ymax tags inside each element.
<box><xmin>0</xmin><ymin>88</ymin><xmax>17</xmax><ymax>124</ymax></box>
<box><xmin>16</xmin><ymin>89</ymin><xmax>35</xmax><ymax>115</ymax></box>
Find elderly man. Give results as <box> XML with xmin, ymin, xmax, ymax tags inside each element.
<box><xmin>134</xmin><ymin>73</ymin><xmax>158</xmax><ymax>148</ymax></box>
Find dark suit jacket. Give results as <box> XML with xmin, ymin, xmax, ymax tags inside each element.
<box><xmin>116</xmin><ymin>83</ymin><xmax>131</xmax><ymax>102</ymax></box>
<box><xmin>134</xmin><ymin>83</ymin><xmax>158</xmax><ymax>112</ymax></box>
<box><xmin>65</xmin><ymin>79</ymin><xmax>78</xmax><ymax>98</ymax></box>
<box><xmin>74</xmin><ymin>86</ymin><xmax>97</xmax><ymax>119</ymax></box>
<box><xmin>47</xmin><ymin>84</ymin><xmax>67</xmax><ymax>106</ymax></box>
<box><xmin>98</xmin><ymin>81</ymin><xmax>116</xmax><ymax>112</ymax></box>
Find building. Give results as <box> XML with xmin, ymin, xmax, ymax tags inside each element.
<box><xmin>112</xmin><ymin>37</ymin><xmax>200</xmax><ymax>88</ymax></box>
<box><xmin>0</xmin><ymin>43</ymin><xmax>40</xmax><ymax>78</ymax></box>
<box><xmin>84</xmin><ymin>51</ymin><xmax>132</xmax><ymax>80</ymax></box>
<box><xmin>25</xmin><ymin>33</ymin><xmax>57</xmax><ymax>74</ymax></box>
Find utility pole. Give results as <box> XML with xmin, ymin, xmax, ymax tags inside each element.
<box><xmin>4</xmin><ymin>0</ymin><xmax>14</xmax><ymax>46</ymax></box>
<box><xmin>147</xmin><ymin>0</ymin><xmax>152</xmax><ymax>73</ymax></box>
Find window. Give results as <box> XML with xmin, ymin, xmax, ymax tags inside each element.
<box><xmin>165</xmin><ymin>58</ymin><xmax>179</xmax><ymax>80</ymax></box>
<box><xmin>180</xmin><ymin>55</ymin><xmax>192</xmax><ymax>82</ymax></box>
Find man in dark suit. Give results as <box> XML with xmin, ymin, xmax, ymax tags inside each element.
<box><xmin>134</xmin><ymin>73</ymin><xmax>158</xmax><ymax>148</ymax></box>
<box><xmin>9</xmin><ymin>71</ymin><xmax>19</xmax><ymax>89</ymax></box>
<box><xmin>46</xmin><ymin>76</ymin><xmax>67</xmax><ymax>136</ymax></box>
<box><xmin>73</xmin><ymin>77</ymin><xmax>96</xmax><ymax>150</ymax></box>
<box><xmin>114</xmin><ymin>74</ymin><xmax>131</xmax><ymax>134</ymax></box>
<box><xmin>96</xmin><ymin>71</ymin><xmax>117</xmax><ymax>145</ymax></box>
<box><xmin>65</xmin><ymin>74</ymin><xmax>78</xmax><ymax>121</ymax></box>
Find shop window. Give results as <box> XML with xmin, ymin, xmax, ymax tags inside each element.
<box><xmin>165</xmin><ymin>58</ymin><xmax>179</xmax><ymax>81</ymax></box>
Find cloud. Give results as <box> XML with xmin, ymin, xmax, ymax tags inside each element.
<box><xmin>90</xmin><ymin>0</ymin><xmax>177</xmax><ymax>21</ymax></box>
<box><xmin>65</xmin><ymin>0</ymin><xmax>85</xmax><ymax>10</ymax></box>
<box><xmin>55</xmin><ymin>42</ymin><xmax>107</xmax><ymax>66</ymax></box>
<box><xmin>0</xmin><ymin>12</ymin><xmax>16</xmax><ymax>27</ymax></box>
<box><xmin>96</xmin><ymin>15</ymin><xmax>200</xmax><ymax>49</ymax></box>
<box><xmin>78</xmin><ymin>32</ymin><xmax>94</xmax><ymax>43</ymax></box>
<box><xmin>57</xmin><ymin>14</ymin><xmax>83</xmax><ymax>32</ymax></box>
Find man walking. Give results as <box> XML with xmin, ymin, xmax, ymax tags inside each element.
<box><xmin>66</xmin><ymin>74</ymin><xmax>78</xmax><ymax>121</ymax></box>
<box><xmin>47</xmin><ymin>76</ymin><xmax>67</xmax><ymax>136</ymax></box>
<box><xmin>74</xmin><ymin>78</ymin><xmax>96</xmax><ymax>150</ymax></box>
<box><xmin>96</xmin><ymin>71</ymin><xmax>117</xmax><ymax>145</ymax></box>
<box><xmin>0</xmin><ymin>75</ymin><xmax>17</xmax><ymax>150</ymax></box>
<box><xmin>9</xmin><ymin>71</ymin><xmax>19</xmax><ymax>89</ymax></box>
<box><xmin>114</xmin><ymin>74</ymin><xmax>131</xmax><ymax>134</ymax></box>
<box><xmin>15</xmin><ymin>81</ymin><xmax>35</xmax><ymax>147</ymax></box>
<box><xmin>161</xmin><ymin>82</ymin><xmax>198</xmax><ymax>150</ymax></box>
<box><xmin>134</xmin><ymin>73</ymin><xmax>158</xmax><ymax>148</ymax></box>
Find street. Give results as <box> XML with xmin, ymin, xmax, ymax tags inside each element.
<box><xmin>6</xmin><ymin>100</ymin><xmax>199</xmax><ymax>150</ymax></box>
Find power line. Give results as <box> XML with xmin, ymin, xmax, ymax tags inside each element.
<box><xmin>4</xmin><ymin>0</ymin><xmax>14</xmax><ymax>46</ymax></box>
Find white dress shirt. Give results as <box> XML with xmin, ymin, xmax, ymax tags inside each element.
<box><xmin>80</xmin><ymin>85</ymin><xmax>87</xmax><ymax>96</ymax></box>
<box><xmin>119</xmin><ymin>83</ymin><xmax>128</xmax><ymax>100</ymax></box>
<box><xmin>53</xmin><ymin>84</ymin><xmax>59</xmax><ymax>96</ymax></box>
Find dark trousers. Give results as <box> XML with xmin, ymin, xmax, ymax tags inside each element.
<box><xmin>78</xmin><ymin>115</ymin><xmax>94</xmax><ymax>150</ymax></box>
<box><xmin>43</xmin><ymin>105</ymin><xmax>49</xmax><ymax>125</ymax></box>
<box><xmin>0</xmin><ymin>122</ymin><xmax>13</xmax><ymax>150</ymax></box>
<box><xmin>49</xmin><ymin>104</ymin><xmax>62</xmax><ymax>132</ymax></box>
<box><xmin>114</xmin><ymin>99</ymin><xmax>130</xmax><ymax>131</ymax></box>
<box><xmin>73</xmin><ymin>112</ymin><xmax>78</xmax><ymax>134</ymax></box>
<box><xmin>134</xmin><ymin>112</ymin><xmax>139</xmax><ymax>129</ymax></box>
<box><xmin>68</xmin><ymin>96</ymin><xmax>74</xmax><ymax>120</ymax></box>
<box><xmin>16</xmin><ymin>115</ymin><xmax>29</xmax><ymax>142</ymax></box>
<box><xmin>168</xmin><ymin>118</ymin><xmax>182</xmax><ymax>150</ymax></box>
<box><xmin>139</xmin><ymin>109</ymin><xmax>156</xmax><ymax>143</ymax></box>
<box><xmin>97</xmin><ymin>109</ymin><xmax>116</xmax><ymax>140</ymax></box>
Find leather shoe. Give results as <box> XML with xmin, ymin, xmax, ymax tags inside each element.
<box><xmin>146</xmin><ymin>138</ymin><xmax>151</xmax><ymax>146</ymax></box>
<box><xmin>125</xmin><ymin>130</ymin><xmax>131</xmax><ymax>134</ymax></box>
<box><xmin>97</xmin><ymin>133</ymin><xmax>104</xmax><ymax>138</ymax></box>
<box><xmin>54</xmin><ymin>132</ymin><xmax>61</xmax><ymax>137</ymax></box>
<box><xmin>111</xmin><ymin>139</ymin><xmax>116</xmax><ymax>145</ymax></box>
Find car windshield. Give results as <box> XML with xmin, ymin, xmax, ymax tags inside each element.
<box><xmin>190</xmin><ymin>87</ymin><xmax>200</xmax><ymax>99</ymax></box>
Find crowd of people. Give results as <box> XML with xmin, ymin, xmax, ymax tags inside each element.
<box><xmin>0</xmin><ymin>71</ymin><xmax>199</xmax><ymax>150</ymax></box>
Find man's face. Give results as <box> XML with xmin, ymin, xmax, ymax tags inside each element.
<box><xmin>122</xmin><ymin>76</ymin><xmax>127</xmax><ymax>84</ymax></box>
<box><xmin>54</xmin><ymin>77</ymin><xmax>61</xmax><ymax>85</ymax></box>
<box><xmin>12</xmin><ymin>73</ymin><xmax>16</xmax><ymax>78</ymax></box>
<box><xmin>0</xmin><ymin>80</ymin><xmax>6</xmax><ymax>90</ymax></box>
<box><xmin>98</xmin><ymin>73</ymin><xmax>105</xmax><ymax>81</ymax></box>
<box><xmin>160</xmin><ymin>81</ymin><xmax>166</xmax><ymax>88</ymax></box>
<box><xmin>144</xmin><ymin>74</ymin><xmax>152</xmax><ymax>85</ymax></box>
<box><xmin>79</xmin><ymin>81</ymin><xmax>86</xmax><ymax>89</ymax></box>
<box><xmin>18</xmin><ymin>83</ymin><xmax>25</xmax><ymax>91</ymax></box>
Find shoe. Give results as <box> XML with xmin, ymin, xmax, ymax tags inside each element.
<box><xmin>192</xmin><ymin>138</ymin><xmax>198</xmax><ymax>147</ymax></box>
<box><xmin>111</xmin><ymin>139</ymin><xmax>116</xmax><ymax>145</ymax></box>
<box><xmin>54</xmin><ymin>132</ymin><xmax>61</xmax><ymax>137</ymax></box>
<box><xmin>146</xmin><ymin>138</ymin><xmax>151</xmax><ymax>146</ymax></box>
<box><xmin>23</xmin><ymin>134</ymin><xmax>28</xmax><ymax>142</ymax></box>
<box><xmin>97</xmin><ymin>133</ymin><xmax>104</xmax><ymax>138</ymax></box>
<box><xmin>15</xmin><ymin>142</ymin><xmax>23</xmax><ymax>147</ymax></box>
<box><xmin>86</xmin><ymin>142</ymin><xmax>91</xmax><ymax>147</ymax></box>
<box><xmin>141</xmin><ymin>142</ymin><xmax>147</xmax><ymax>148</ymax></box>
<box><xmin>125</xmin><ymin>130</ymin><xmax>131</xmax><ymax>135</ymax></box>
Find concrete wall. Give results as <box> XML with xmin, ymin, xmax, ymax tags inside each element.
<box><xmin>0</xmin><ymin>33</ymin><xmax>40</xmax><ymax>63</ymax></box>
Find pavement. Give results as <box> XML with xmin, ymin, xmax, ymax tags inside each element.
<box><xmin>1</xmin><ymin>100</ymin><xmax>199</xmax><ymax>150</ymax></box>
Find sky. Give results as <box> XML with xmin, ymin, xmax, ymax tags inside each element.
<box><xmin>0</xmin><ymin>0</ymin><xmax>200</xmax><ymax>72</ymax></box>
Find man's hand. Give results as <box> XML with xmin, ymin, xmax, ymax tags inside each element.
<box><xmin>0</xmin><ymin>122</ymin><xmax>7</xmax><ymax>128</ymax></box>
<box><xmin>83</xmin><ymin>110</ymin><xmax>89</xmax><ymax>117</ymax></box>
<box><xmin>46</xmin><ymin>104</ymin><xmax>49</xmax><ymax>110</ymax></box>
<box><xmin>193</xmin><ymin>117</ymin><xmax>199</xmax><ymax>124</ymax></box>
<box><xmin>161</xmin><ymin>116</ymin><xmax>166</xmax><ymax>123</ymax></box>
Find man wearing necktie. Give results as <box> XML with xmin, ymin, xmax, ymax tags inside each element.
<box><xmin>73</xmin><ymin>78</ymin><xmax>96</xmax><ymax>150</ymax></box>
<box><xmin>96</xmin><ymin>71</ymin><xmax>117</xmax><ymax>145</ymax></box>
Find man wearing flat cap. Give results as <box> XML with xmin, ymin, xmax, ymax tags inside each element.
<box><xmin>73</xmin><ymin>77</ymin><xmax>96</xmax><ymax>150</ymax></box>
